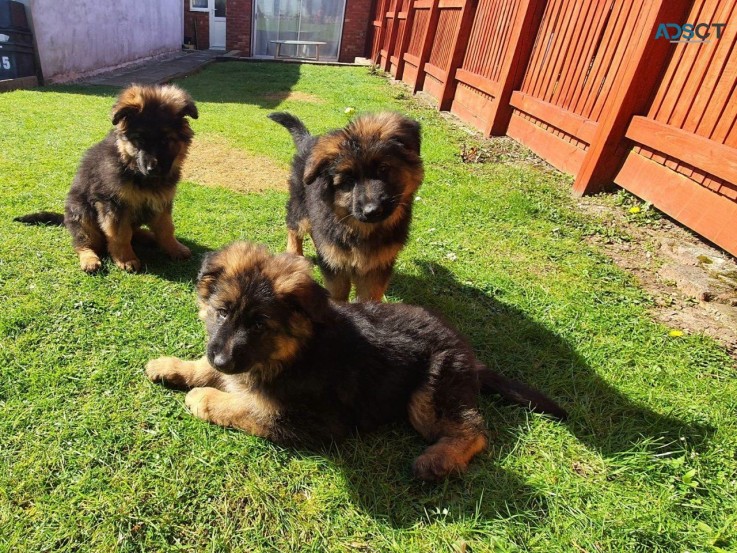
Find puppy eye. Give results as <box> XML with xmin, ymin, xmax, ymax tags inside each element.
<box><xmin>378</xmin><ymin>165</ymin><xmax>390</xmax><ymax>177</ymax></box>
<box><xmin>337</xmin><ymin>174</ymin><xmax>354</xmax><ymax>188</ymax></box>
<box><xmin>216</xmin><ymin>309</ymin><xmax>228</xmax><ymax>322</ymax></box>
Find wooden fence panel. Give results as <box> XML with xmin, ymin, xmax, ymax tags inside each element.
<box><xmin>419</xmin><ymin>0</ymin><xmax>476</xmax><ymax>109</ymax></box>
<box><xmin>370</xmin><ymin>0</ymin><xmax>390</xmax><ymax>61</ymax></box>
<box><xmin>450</xmin><ymin>0</ymin><xmax>544</xmax><ymax>135</ymax></box>
<box><xmin>614</xmin><ymin>0</ymin><xmax>737</xmax><ymax>255</ymax></box>
<box><xmin>388</xmin><ymin>0</ymin><xmax>414</xmax><ymax>77</ymax></box>
<box><xmin>507</xmin><ymin>0</ymin><xmax>651</xmax><ymax>174</ymax></box>
<box><xmin>377</xmin><ymin>0</ymin><xmax>400</xmax><ymax>70</ymax></box>
<box><xmin>401</xmin><ymin>0</ymin><xmax>440</xmax><ymax>91</ymax></box>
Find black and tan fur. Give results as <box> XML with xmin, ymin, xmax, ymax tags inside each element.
<box><xmin>146</xmin><ymin>241</ymin><xmax>567</xmax><ymax>480</ymax></box>
<box><xmin>268</xmin><ymin>111</ymin><xmax>423</xmax><ymax>301</ymax></box>
<box><xmin>14</xmin><ymin>84</ymin><xmax>198</xmax><ymax>272</ymax></box>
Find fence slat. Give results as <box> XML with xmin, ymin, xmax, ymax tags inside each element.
<box><xmin>615</xmin><ymin>151</ymin><xmax>737</xmax><ymax>255</ymax></box>
<box><xmin>511</xmin><ymin>91</ymin><xmax>598</xmax><ymax>143</ymax></box>
<box><xmin>626</xmin><ymin>116</ymin><xmax>737</xmax><ymax>186</ymax></box>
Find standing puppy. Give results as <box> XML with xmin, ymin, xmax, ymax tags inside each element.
<box><xmin>146</xmin><ymin>241</ymin><xmax>567</xmax><ymax>481</ymax></box>
<box><xmin>268</xmin><ymin>112</ymin><xmax>423</xmax><ymax>301</ymax></box>
<box><xmin>15</xmin><ymin>84</ymin><xmax>197</xmax><ymax>273</ymax></box>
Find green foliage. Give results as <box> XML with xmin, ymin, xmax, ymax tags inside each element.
<box><xmin>0</xmin><ymin>62</ymin><xmax>735</xmax><ymax>552</ymax></box>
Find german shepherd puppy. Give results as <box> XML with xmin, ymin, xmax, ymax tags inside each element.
<box><xmin>268</xmin><ymin>111</ymin><xmax>423</xmax><ymax>301</ymax></box>
<box><xmin>15</xmin><ymin>84</ymin><xmax>198</xmax><ymax>273</ymax></box>
<box><xmin>146</xmin><ymin>241</ymin><xmax>567</xmax><ymax>481</ymax></box>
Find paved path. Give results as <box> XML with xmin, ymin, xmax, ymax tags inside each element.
<box><xmin>82</xmin><ymin>49</ymin><xmax>221</xmax><ymax>87</ymax></box>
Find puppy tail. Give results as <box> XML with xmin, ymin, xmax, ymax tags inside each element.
<box><xmin>477</xmin><ymin>365</ymin><xmax>568</xmax><ymax>420</ymax></box>
<box><xmin>14</xmin><ymin>211</ymin><xmax>65</xmax><ymax>226</ymax></box>
<box><xmin>268</xmin><ymin>112</ymin><xmax>311</xmax><ymax>153</ymax></box>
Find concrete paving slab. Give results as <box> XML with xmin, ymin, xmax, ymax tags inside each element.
<box><xmin>82</xmin><ymin>49</ymin><xmax>221</xmax><ymax>87</ymax></box>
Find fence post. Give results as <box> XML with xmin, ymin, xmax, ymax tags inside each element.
<box><xmin>412</xmin><ymin>0</ymin><xmax>441</xmax><ymax>93</ymax></box>
<box><xmin>437</xmin><ymin>0</ymin><xmax>478</xmax><ymax>111</ymax></box>
<box><xmin>572</xmin><ymin>0</ymin><xmax>694</xmax><ymax>196</ymax></box>
<box><xmin>486</xmin><ymin>0</ymin><xmax>546</xmax><ymax>135</ymax></box>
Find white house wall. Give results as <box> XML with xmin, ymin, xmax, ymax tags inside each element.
<box><xmin>28</xmin><ymin>0</ymin><xmax>183</xmax><ymax>83</ymax></box>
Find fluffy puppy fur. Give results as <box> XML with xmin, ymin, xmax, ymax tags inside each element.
<box><xmin>14</xmin><ymin>84</ymin><xmax>198</xmax><ymax>273</ymax></box>
<box><xmin>268</xmin><ymin>111</ymin><xmax>423</xmax><ymax>301</ymax></box>
<box><xmin>146</xmin><ymin>241</ymin><xmax>567</xmax><ymax>481</ymax></box>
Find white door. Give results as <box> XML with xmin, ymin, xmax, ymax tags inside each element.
<box><xmin>210</xmin><ymin>0</ymin><xmax>226</xmax><ymax>50</ymax></box>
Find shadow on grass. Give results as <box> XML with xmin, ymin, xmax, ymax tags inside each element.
<box><xmin>39</xmin><ymin>61</ymin><xmax>305</xmax><ymax>110</ymax></box>
<box><xmin>314</xmin><ymin>261</ymin><xmax>714</xmax><ymax>528</ymax></box>
<box><xmin>134</xmin><ymin>237</ymin><xmax>210</xmax><ymax>283</ymax></box>
<box><xmin>10</xmin><ymin>222</ymin><xmax>209</xmax><ymax>283</ymax></box>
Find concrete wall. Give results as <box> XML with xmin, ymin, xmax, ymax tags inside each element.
<box><xmin>28</xmin><ymin>0</ymin><xmax>183</xmax><ymax>83</ymax></box>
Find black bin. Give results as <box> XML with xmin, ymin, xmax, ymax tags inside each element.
<box><xmin>0</xmin><ymin>42</ymin><xmax>34</xmax><ymax>79</ymax></box>
<box><xmin>0</xmin><ymin>0</ymin><xmax>35</xmax><ymax>80</ymax></box>
<box><xmin>0</xmin><ymin>0</ymin><xmax>29</xmax><ymax>31</ymax></box>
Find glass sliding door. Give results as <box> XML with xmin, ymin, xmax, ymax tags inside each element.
<box><xmin>253</xmin><ymin>0</ymin><xmax>346</xmax><ymax>60</ymax></box>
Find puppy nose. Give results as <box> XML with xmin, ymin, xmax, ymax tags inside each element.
<box><xmin>362</xmin><ymin>203</ymin><xmax>382</xmax><ymax>218</ymax></box>
<box><xmin>212</xmin><ymin>353</ymin><xmax>233</xmax><ymax>372</ymax></box>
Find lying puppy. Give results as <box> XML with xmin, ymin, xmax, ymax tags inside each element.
<box><xmin>268</xmin><ymin>111</ymin><xmax>423</xmax><ymax>301</ymax></box>
<box><xmin>146</xmin><ymin>241</ymin><xmax>567</xmax><ymax>480</ymax></box>
<box><xmin>15</xmin><ymin>84</ymin><xmax>197</xmax><ymax>272</ymax></box>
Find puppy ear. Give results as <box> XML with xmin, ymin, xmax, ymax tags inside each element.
<box><xmin>112</xmin><ymin>106</ymin><xmax>138</xmax><ymax>126</ymax></box>
<box><xmin>265</xmin><ymin>253</ymin><xmax>330</xmax><ymax>322</ymax></box>
<box><xmin>303</xmin><ymin>134</ymin><xmax>342</xmax><ymax>185</ymax></box>
<box><xmin>112</xmin><ymin>84</ymin><xmax>144</xmax><ymax>126</ymax></box>
<box><xmin>196</xmin><ymin>252</ymin><xmax>221</xmax><ymax>300</ymax></box>
<box><xmin>292</xmin><ymin>280</ymin><xmax>330</xmax><ymax>323</ymax></box>
<box><xmin>180</xmin><ymin>99</ymin><xmax>199</xmax><ymax>120</ymax></box>
<box><xmin>303</xmin><ymin>154</ymin><xmax>330</xmax><ymax>185</ymax></box>
<box><xmin>392</xmin><ymin>117</ymin><xmax>421</xmax><ymax>155</ymax></box>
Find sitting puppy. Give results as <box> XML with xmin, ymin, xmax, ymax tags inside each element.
<box><xmin>15</xmin><ymin>84</ymin><xmax>197</xmax><ymax>272</ymax></box>
<box><xmin>146</xmin><ymin>241</ymin><xmax>567</xmax><ymax>480</ymax></box>
<box><xmin>268</xmin><ymin>111</ymin><xmax>423</xmax><ymax>301</ymax></box>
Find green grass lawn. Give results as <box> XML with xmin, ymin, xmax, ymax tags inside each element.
<box><xmin>1</xmin><ymin>62</ymin><xmax>736</xmax><ymax>552</ymax></box>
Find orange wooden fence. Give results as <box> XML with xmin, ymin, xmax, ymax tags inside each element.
<box><xmin>371</xmin><ymin>0</ymin><xmax>737</xmax><ymax>257</ymax></box>
<box><xmin>615</xmin><ymin>0</ymin><xmax>737</xmax><ymax>255</ymax></box>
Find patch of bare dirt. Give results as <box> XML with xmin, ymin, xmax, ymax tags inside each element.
<box><xmin>261</xmin><ymin>91</ymin><xmax>324</xmax><ymax>103</ymax></box>
<box><xmin>182</xmin><ymin>134</ymin><xmax>289</xmax><ymax>193</ymax></box>
<box><xmin>579</xmin><ymin>196</ymin><xmax>737</xmax><ymax>358</ymax></box>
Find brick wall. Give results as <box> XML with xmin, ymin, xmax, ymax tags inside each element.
<box><xmin>339</xmin><ymin>0</ymin><xmax>373</xmax><ymax>62</ymax></box>
<box><xmin>227</xmin><ymin>0</ymin><xmax>252</xmax><ymax>54</ymax></box>
<box><xmin>183</xmin><ymin>0</ymin><xmax>210</xmax><ymax>49</ymax></box>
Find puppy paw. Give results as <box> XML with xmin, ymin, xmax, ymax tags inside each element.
<box><xmin>115</xmin><ymin>257</ymin><xmax>142</xmax><ymax>272</ymax></box>
<box><xmin>185</xmin><ymin>387</ymin><xmax>212</xmax><ymax>419</ymax></box>
<box><xmin>77</xmin><ymin>249</ymin><xmax>102</xmax><ymax>273</ymax></box>
<box><xmin>145</xmin><ymin>356</ymin><xmax>182</xmax><ymax>383</ymax></box>
<box><xmin>146</xmin><ymin>356</ymin><xmax>196</xmax><ymax>390</ymax></box>
<box><xmin>412</xmin><ymin>451</ymin><xmax>464</xmax><ymax>481</ymax></box>
<box><xmin>166</xmin><ymin>241</ymin><xmax>191</xmax><ymax>261</ymax></box>
<box><xmin>80</xmin><ymin>258</ymin><xmax>102</xmax><ymax>273</ymax></box>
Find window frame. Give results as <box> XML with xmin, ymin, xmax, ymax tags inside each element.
<box><xmin>190</xmin><ymin>0</ymin><xmax>209</xmax><ymax>12</ymax></box>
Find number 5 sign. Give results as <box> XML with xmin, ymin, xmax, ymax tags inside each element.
<box><xmin>1</xmin><ymin>56</ymin><xmax>10</xmax><ymax>70</ymax></box>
